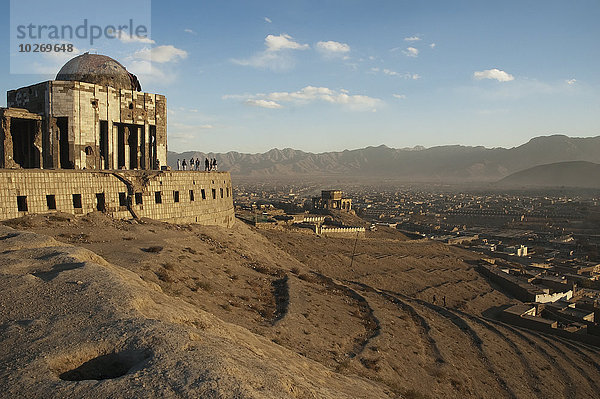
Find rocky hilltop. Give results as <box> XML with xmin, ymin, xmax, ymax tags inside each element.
<box><xmin>2</xmin><ymin>213</ymin><xmax>600</xmax><ymax>398</ymax></box>
<box><xmin>0</xmin><ymin>223</ymin><xmax>390</xmax><ymax>398</ymax></box>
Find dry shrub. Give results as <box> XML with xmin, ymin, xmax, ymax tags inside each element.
<box><xmin>360</xmin><ymin>357</ymin><xmax>380</xmax><ymax>371</ymax></box>
<box><xmin>403</xmin><ymin>389</ymin><xmax>430</xmax><ymax>399</ymax></box>
<box><xmin>142</xmin><ymin>246</ymin><xmax>163</xmax><ymax>253</ymax></box>
<box><xmin>155</xmin><ymin>269</ymin><xmax>173</xmax><ymax>283</ymax></box>
<box><xmin>162</xmin><ymin>262</ymin><xmax>175</xmax><ymax>270</ymax></box>
<box><xmin>298</xmin><ymin>273</ymin><xmax>319</xmax><ymax>283</ymax></box>
<box><xmin>195</xmin><ymin>281</ymin><xmax>212</xmax><ymax>292</ymax></box>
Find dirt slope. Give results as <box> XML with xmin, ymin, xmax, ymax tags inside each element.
<box><xmin>0</xmin><ymin>224</ymin><xmax>392</xmax><ymax>398</ymax></box>
<box><xmin>3</xmin><ymin>213</ymin><xmax>600</xmax><ymax>398</ymax></box>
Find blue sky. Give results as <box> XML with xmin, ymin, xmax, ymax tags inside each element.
<box><xmin>2</xmin><ymin>0</ymin><xmax>600</xmax><ymax>153</ymax></box>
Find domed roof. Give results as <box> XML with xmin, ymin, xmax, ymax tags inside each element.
<box><xmin>56</xmin><ymin>53</ymin><xmax>142</xmax><ymax>91</ymax></box>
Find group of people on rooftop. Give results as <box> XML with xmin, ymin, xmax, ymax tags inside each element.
<box><xmin>177</xmin><ymin>157</ymin><xmax>218</xmax><ymax>171</ymax></box>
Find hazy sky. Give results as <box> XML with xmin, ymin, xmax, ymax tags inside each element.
<box><xmin>2</xmin><ymin>0</ymin><xmax>600</xmax><ymax>153</ymax></box>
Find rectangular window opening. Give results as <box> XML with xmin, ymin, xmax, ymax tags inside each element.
<box><xmin>46</xmin><ymin>195</ymin><xmax>56</xmax><ymax>210</ymax></box>
<box><xmin>135</xmin><ymin>192</ymin><xmax>143</xmax><ymax>205</ymax></box>
<box><xmin>17</xmin><ymin>195</ymin><xmax>28</xmax><ymax>212</ymax></box>
<box><xmin>72</xmin><ymin>194</ymin><xmax>82</xmax><ymax>209</ymax></box>
<box><xmin>212</xmin><ymin>188</ymin><xmax>216</xmax><ymax>200</ymax></box>
<box><xmin>155</xmin><ymin>191</ymin><xmax>162</xmax><ymax>204</ymax></box>
<box><xmin>96</xmin><ymin>193</ymin><xmax>106</xmax><ymax>212</ymax></box>
<box><xmin>189</xmin><ymin>190</ymin><xmax>195</xmax><ymax>201</ymax></box>
<box><xmin>220</xmin><ymin>188</ymin><xmax>224</xmax><ymax>198</ymax></box>
<box><xmin>201</xmin><ymin>189</ymin><xmax>206</xmax><ymax>200</ymax></box>
<box><xmin>118</xmin><ymin>192</ymin><xmax>127</xmax><ymax>207</ymax></box>
<box><xmin>173</xmin><ymin>191</ymin><xmax>180</xmax><ymax>203</ymax></box>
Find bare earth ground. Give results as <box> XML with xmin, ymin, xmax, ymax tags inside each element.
<box><xmin>2</xmin><ymin>212</ymin><xmax>600</xmax><ymax>398</ymax></box>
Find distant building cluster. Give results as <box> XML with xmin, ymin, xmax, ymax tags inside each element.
<box><xmin>234</xmin><ymin>187</ymin><xmax>364</xmax><ymax>236</ymax></box>
<box><xmin>312</xmin><ymin>190</ymin><xmax>352</xmax><ymax>211</ymax></box>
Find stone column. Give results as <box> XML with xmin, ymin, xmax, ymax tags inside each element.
<box><xmin>1</xmin><ymin>115</ymin><xmax>17</xmax><ymax>168</ymax></box>
<box><xmin>0</xmin><ymin>115</ymin><xmax>7</xmax><ymax>168</ymax></box>
<box><xmin>112</xmin><ymin>123</ymin><xmax>118</xmax><ymax>169</ymax></box>
<box><xmin>123</xmin><ymin>126</ymin><xmax>130</xmax><ymax>169</ymax></box>
<box><xmin>34</xmin><ymin>120</ymin><xmax>43</xmax><ymax>169</ymax></box>
<box><xmin>143</xmin><ymin>123</ymin><xmax>149</xmax><ymax>170</ymax></box>
<box><xmin>136</xmin><ymin>126</ymin><xmax>142</xmax><ymax>169</ymax></box>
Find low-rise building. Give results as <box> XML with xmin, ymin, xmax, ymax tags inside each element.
<box><xmin>312</xmin><ymin>190</ymin><xmax>352</xmax><ymax>211</ymax></box>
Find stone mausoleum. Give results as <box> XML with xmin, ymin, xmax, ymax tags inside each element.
<box><xmin>312</xmin><ymin>190</ymin><xmax>352</xmax><ymax>211</ymax></box>
<box><xmin>0</xmin><ymin>53</ymin><xmax>235</xmax><ymax>226</ymax></box>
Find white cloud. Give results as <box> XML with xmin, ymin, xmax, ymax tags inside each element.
<box><xmin>245</xmin><ymin>99</ymin><xmax>283</xmax><ymax>109</ymax></box>
<box><xmin>393</xmin><ymin>94</ymin><xmax>407</xmax><ymax>99</ymax></box>
<box><xmin>126</xmin><ymin>60</ymin><xmax>175</xmax><ymax>86</ymax></box>
<box><xmin>171</xmin><ymin>122</ymin><xmax>214</xmax><ymax>130</ymax></box>
<box><xmin>227</xmin><ymin>86</ymin><xmax>383</xmax><ymax>112</ymax></box>
<box><xmin>231</xmin><ymin>51</ymin><xmax>295</xmax><ymax>71</ymax></box>
<box><xmin>221</xmin><ymin>94</ymin><xmax>250</xmax><ymax>101</ymax></box>
<box><xmin>566</xmin><ymin>78</ymin><xmax>577</xmax><ymax>85</ymax></box>
<box><xmin>184</xmin><ymin>28</ymin><xmax>196</xmax><ymax>35</ymax></box>
<box><xmin>316</xmin><ymin>40</ymin><xmax>351</xmax><ymax>55</ymax></box>
<box><xmin>370</xmin><ymin>68</ymin><xmax>420</xmax><ymax>80</ymax></box>
<box><xmin>114</xmin><ymin>29</ymin><xmax>155</xmax><ymax>44</ymax></box>
<box><xmin>265</xmin><ymin>34</ymin><xmax>309</xmax><ymax>51</ymax></box>
<box><xmin>404</xmin><ymin>36</ymin><xmax>421</xmax><ymax>42</ymax></box>
<box><xmin>264</xmin><ymin>17</ymin><xmax>272</xmax><ymax>23</ymax></box>
<box><xmin>403</xmin><ymin>47</ymin><xmax>419</xmax><ymax>57</ymax></box>
<box><xmin>458</xmin><ymin>78</ymin><xmax>566</xmax><ymax>100</ymax></box>
<box><xmin>430</xmin><ymin>43</ymin><xmax>436</xmax><ymax>48</ymax></box>
<box><xmin>473</xmin><ymin>68</ymin><xmax>514</xmax><ymax>82</ymax></box>
<box><xmin>232</xmin><ymin>34</ymin><xmax>309</xmax><ymax>71</ymax></box>
<box><xmin>31</xmin><ymin>45</ymin><xmax>84</xmax><ymax>74</ymax></box>
<box><xmin>126</xmin><ymin>44</ymin><xmax>189</xmax><ymax>87</ymax></box>
<box><xmin>133</xmin><ymin>45</ymin><xmax>188</xmax><ymax>63</ymax></box>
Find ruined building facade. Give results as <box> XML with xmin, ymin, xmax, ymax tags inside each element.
<box><xmin>0</xmin><ymin>54</ymin><xmax>234</xmax><ymax>227</ymax></box>
<box><xmin>1</xmin><ymin>54</ymin><xmax>166</xmax><ymax>171</ymax></box>
<box><xmin>312</xmin><ymin>190</ymin><xmax>352</xmax><ymax>211</ymax></box>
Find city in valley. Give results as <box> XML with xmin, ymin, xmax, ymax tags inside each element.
<box><xmin>236</xmin><ymin>180</ymin><xmax>600</xmax><ymax>345</ymax></box>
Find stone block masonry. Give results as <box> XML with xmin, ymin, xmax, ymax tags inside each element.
<box><xmin>319</xmin><ymin>226</ymin><xmax>366</xmax><ymax>237</ymax></box>
<box><xmin>0</xmin><ymin>170</ymin><xmax>235</xmax><ymax>227</ymax></box>
<box><xmin>5</xmin><ymin>80</ymin><xmax>167</xmax><ymax>171</ymax></box>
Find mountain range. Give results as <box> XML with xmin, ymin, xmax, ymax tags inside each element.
<box><xmin>168</xmin><ymin>134</ymin><xmax>600</xmax><ymax>183</ymax></box>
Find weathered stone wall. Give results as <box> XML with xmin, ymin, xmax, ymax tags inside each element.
<box><xmin>0</xmin><ymin>170</ymin><xmax>234</xmax><ymax>227</ymax></box>
<box><xmin>7</xmin><ymin>81</ymin><xmax>167</xmax><ymax>171</ymax></box>
<box><xmin>319</xmin><ymin>226</ymin><xmax>365</xmax><ymax>237</ymax></box>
